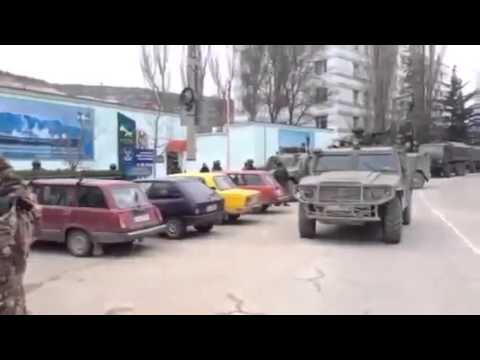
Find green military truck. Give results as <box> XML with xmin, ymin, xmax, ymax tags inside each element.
<box><xmin>419</xmin><ymin>142</ymin><xmax>471</xmax><ymax>177</ymax></box>
<box><xmin>297</xmin><ymin>145</ymin><xmax>413</xmax><ymax>244</ymax></box>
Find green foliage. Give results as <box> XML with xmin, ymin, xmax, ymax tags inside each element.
<box><xmin>440</xmin><ymin>66</ymin><xmax>477</xmax><ymax>142</ymax></box>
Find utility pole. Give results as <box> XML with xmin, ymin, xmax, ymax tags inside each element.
<box><xmin>185</xmin><ymin>45</ymin><xmax>199</xmax><ymax>161</ymax></box>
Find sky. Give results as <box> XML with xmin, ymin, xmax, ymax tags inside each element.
<box><xmin>0</xmin><ymin>45</ymin><xmax>478</xmax><ymax>94</ymax></box>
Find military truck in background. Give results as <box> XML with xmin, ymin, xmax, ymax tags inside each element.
<box><xmin>297</xmin><ymin>145</ymin><xmax>413</xmax><ymax>244</ymax></box>
<box><xmin>263</xmin><ymin>149</ymin><xmax>311</xmax><ymax>200</ymax></box>
<box><xmin>419</xmin><ymin>142</ymin><xmax>471</xmax><ymax>177</ymax></box>
<box><xmin>468</xmin><ymin>145</ymin><xmax>480</xmax><ymax>173</ymax></box>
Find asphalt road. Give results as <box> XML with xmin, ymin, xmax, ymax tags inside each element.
<box><xmin>25</xmin><ymin>174</ymin><xmax>480</xmax><ymax>315</ymax></box>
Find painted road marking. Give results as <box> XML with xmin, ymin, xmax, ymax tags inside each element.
<box><xmin>419</xmin><ymin>191</ymin><xmax>480</xmax><ymax>256</ymax></box>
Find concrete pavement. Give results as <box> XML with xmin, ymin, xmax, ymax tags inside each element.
<box><xmin>25</xmin><ymin>174</ymin><xmax>480</xmax><ymax>314</ymax></box>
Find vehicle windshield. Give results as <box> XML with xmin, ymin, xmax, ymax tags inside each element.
<box><xmin>110</xmin><ymin>185</ymin><xmax>150</xmax><ymax>209</ymax></box>
<box><xmin>214</xmin><ymin>175</ymin><xmax>236</xmax><ymax>190</ymax></box>
<box><xmin>177</xmin><ymin>180</ymin><xmax>217</xmax><ymax>201</ymax></box>
<box><xmin>314</xmin><ymin>153</ymin><xmax>398</xmax><ymax>173</ymax></box>
<box><xmin>358</xmin><ymin>154</ymin><xmax>398</xmax><ymax>173</ymax></box>
<box><xmin>314</xmin><ymin>155</ymin><xmax>353</xmax><ymax>172</ymax></box>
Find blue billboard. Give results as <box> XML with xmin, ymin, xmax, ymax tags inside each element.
<box><xmin>278</xmin><ymin>129</ymin><xmax>314</xmax><ymax>151</ymax></box>
<box><xmin>0</xmin><ymin>96</ymin><xmax>94</xmax><ymax>160</ymax></box>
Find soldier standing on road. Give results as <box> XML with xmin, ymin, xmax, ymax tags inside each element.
<box><xmin>212</xmin><ymin>161</ymin><xmax>223</xmax><ymax>172</ymax></box>
<box><xmin>273</xmin><ymin>160</ymin><xmax>290</xmax><ymax>207</ymax></box>
<box><xmin>200</xmin><ymin>163</ymin><xmax>210</xmax><ymax>173</ymax></box>
<box><xmin>0</xmin><ymin>156</ymin><xmax>40</xmax><ymax>315</ymax></box>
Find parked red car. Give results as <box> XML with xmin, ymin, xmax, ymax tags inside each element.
<box><xmin>226</xmin><ymin>170</ymin><xmax>288</xmax><ymax>212</ymax></box>
<box><xmin>31</xmin><ymin>179</ymin><xmax>165</xmax><ymax>257</ymax></box>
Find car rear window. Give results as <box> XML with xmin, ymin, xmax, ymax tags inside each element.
<box><xmin>213</xmin><ymin>175</ymin><xmax>236</xmax><ymax>190</ymax></box>
<box><xmin>243</xmin><ymin>174</ymin><xmax>264</xmax><ymax>186</ymax></box>
<box><xmin>176</xmin><ymin>180</ymin><xmax>216</xmax><ymax>201</ymax></box>
<box><xmin>110</xmin><ymin>185</ymin><xmax>150</xmax><ymax>209</ymax></box>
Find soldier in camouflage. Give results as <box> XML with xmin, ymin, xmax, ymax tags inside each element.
<box><xmin>0</xmin><ymin>156</ymin><xmax>40</xmax><ymax>315</ymax></box>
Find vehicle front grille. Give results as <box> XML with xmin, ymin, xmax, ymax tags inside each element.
<box><xmin>318</xmin><ymin>186</ymin><xmax>361</xmax><ymax>202</ymax></box>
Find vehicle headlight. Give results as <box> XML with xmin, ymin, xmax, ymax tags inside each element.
<box><xmin>363</xmin><ymin>187</ymin><xmax>392</xmax><ymax>201</ymax></box>
<box><xmin>298</xmin><ymin>186</ymin><xmax>315</xmax><ymax>199</ymax></box>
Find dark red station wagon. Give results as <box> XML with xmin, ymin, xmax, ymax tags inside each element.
<box><xmin>32</xmin><ymin>179</ymin><xmax>166</xmax><ymax>257</ymax></box>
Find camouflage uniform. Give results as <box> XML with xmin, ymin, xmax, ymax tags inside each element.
<box><xmin>0</xmin><ymin>157</ymin><xmax>40</xmax><ymax>315</ymax></box>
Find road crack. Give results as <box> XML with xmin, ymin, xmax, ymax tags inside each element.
<box><xmin>297</xmin><ymin>267</ymin><xmax>325</xmax><ymax>294</ymax></box>
<box><xmin>25</xmin><ymin>261</ymin><xmax>103</xmax><ymax>295</ymax></box>
<box><xmin>217</xmin><ymin>293</ymin><xmax>264</xmax><ymax>315</ymax></box>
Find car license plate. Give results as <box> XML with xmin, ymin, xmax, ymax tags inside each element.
<box><xmin>206</xmin><ymin>204</ymin><xmax>217</xmax><ymax>212</ymax></box>
<box><xmin>134</xmin><ymin>214</ymin><xmax>150</xmax><ymax>222</ymax></box>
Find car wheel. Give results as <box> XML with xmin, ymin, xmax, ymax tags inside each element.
<box><xmin>194</xmin><ymin>224</ymin><xmax>214</xmax><ymax>233</ymax></box>
<box><xmin>66</xmin><ymin>230</ymin><xmax>93</xmax><ymax>257</ymax></box>
<box><xmin>412</xmin><ymin>172</ymin><xmax>425</xmax><ymax>189</ymax></box>
<box><xmin>261</xmin><ymin>205</ymin><xmax>270</xmax><ymax>213</ymax></box>
<box><xmin>382</xmin><ymin>198</ymin><xmax>402</xmax><ymax>244</ymax></box>
<box><xmin>298</xmin><ymin>204</ymin><xmax>316</xmax><ymax>238</ymax></box>
<box><xmin>165</xmin><ymin>218</ymin><xmax>186</xmax><ymax>239</ymax></box>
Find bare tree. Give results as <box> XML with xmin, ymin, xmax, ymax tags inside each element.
<box><xmin>366</xmin><ymin>45</ymin><xmax>399</xmax><ymax>134</ymax></box>
<box><xmin>239</xmin><ymin>45</ymin><xmax>268</xmax><ymax>122</ymax></box>
<box><xmin>284</xmin><ymin>45</ymin><xmax>315</xmax><ymax>126</ymax></box>
<box><xmin>140</xmin><ymin>45</ymin><xmax>171</xmax><ymax>177</ymax></box>
<box><xmin>261</xmin><ymin>45</ymin><xmax>290</xmax><ymax>123</ymax></box>
<box><xmin>208</xmin><ymin>45</ymin><xmax>236</xmax><ymax>168</ymax></box>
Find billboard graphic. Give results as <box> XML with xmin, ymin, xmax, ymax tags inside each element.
<box><xmin>0</xmin><ymin>96</ymin><xmax>94</xmax><ymax>160</ymax></box>
<box><xmin>117</xmin><ymin>113</ymin><xmax>154</xmax><ymax>178</ymax></box>
<box><xmin>278</xmin><ymin>129</ymin><xmax>314</xmax><ymax>151</ymax></box>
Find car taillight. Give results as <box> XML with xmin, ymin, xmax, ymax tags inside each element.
<box><xmin>118</xmin><ymin>213</ymin><xmax>129</xmax><ymax>229</ymax></box>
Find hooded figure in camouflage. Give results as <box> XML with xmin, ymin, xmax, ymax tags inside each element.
<box><xmin>0</xmin><ymin>156</ymin><xmax>40</xmax><ymax>315</ymax></box>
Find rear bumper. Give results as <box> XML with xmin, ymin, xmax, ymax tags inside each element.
<box><xmin>92</xmin><ymin>224</ymin><xmax>167</xmax><ymax>244</ymax></box>
<box><xmin>183</xmin><ymin>211</ymin><xmax>223</xmax><ymax>226</ymax></box>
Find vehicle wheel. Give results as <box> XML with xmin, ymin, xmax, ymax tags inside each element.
<box><xmin>165</xmin><ymin>218</ymin><xmax>186</xmax><ymax>239</ymax></box>
<box><xmin>66</xmin><ymin>230</ymin><xmax>93</xmax><ymax>257</ymax></box>
<box><xmin>412</xmin><ymin>172</ymin><xmax>425</xmax><ymax>189</ymax></box>
<box><xmin>298</xmin><ymin>204</ymin><xmax>316</xmax><ymax>238</ymax></box>
<box><xmin>382</xmin><ymin>198</ymin><xmax>402</xmax><ymax>244</ymax></box>
<box><xmin>261</xmin><ymin>205</ymin><xmax>270</xmax><ymax>213</ymax></box>
<box><xmin>194</xmin><ymin>224</ymin><xmax>214</xmax><ymax>233</ymax></box>
<box><xmin>455</xmin><ymin>162</ymin><xmax>466</xmax><ymax>176</ymax></box>
<box><xmin>443</xmin><ymin>164</ymin><xmax>451</xmax><ymax>178</ymax></box>
<box><xmin>227</xmin><ymin>214</ymin><xmax>240</xmax><ymax>223</ymax></box>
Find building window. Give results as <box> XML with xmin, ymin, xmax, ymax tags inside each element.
<box><xmin>364</xmin><ymin>91</ymin><xmax>369</xmax><ymax>106</ymax></box>
<box><xmin>316</xmin><ymin>115</ymin><xmax>328</xmax><ymax>129</ymax></box>
<box><xmin>353</xmin><ymin>90</ymin><xmax>359</xmax><ymax>105</ymax></box>
<box><xmin>353</xmin><ymin>116</ymin><xmax>360</xmax><ymax>129</ymax></box>
<box><xmin>316</xmin><ymin>87</ymin><xmax>328</xmax><ymax>103</ymax></box>
<box><xmin>315</xmin><ymin>60</ymin><xmax>327</xmax><ymax>75</ymax></box>
<box><xmin>353</xmin><ymin>62</ymin><xmax>360</xmax><ymax>77</ymax></box>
